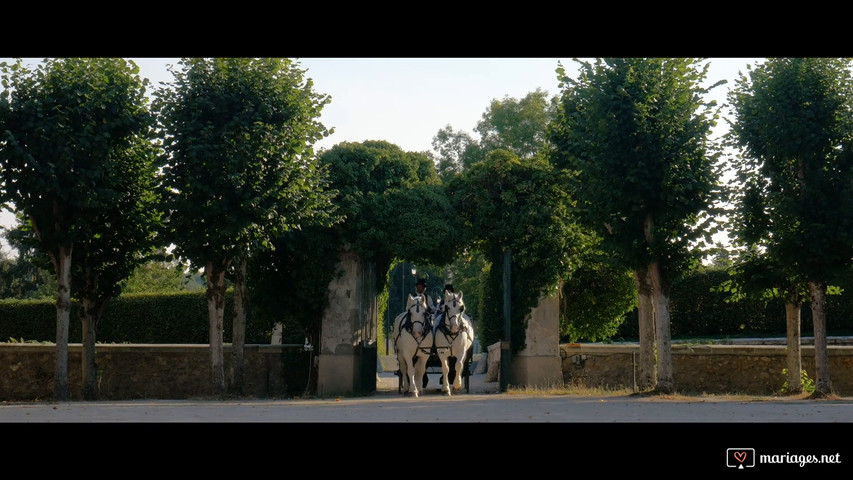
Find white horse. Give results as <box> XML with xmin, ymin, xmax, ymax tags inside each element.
<box><xmin>433</xmin><ymin>291</ymin><xmax>474</xmax><ymax>395</ymax></box>
<box><xmin>391</xmin><ymin>294</ymin><xmax>434</xmax><ymax>397</ymax></box>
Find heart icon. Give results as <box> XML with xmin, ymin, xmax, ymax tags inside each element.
<box><xmin>734</xmin><ymin>451</ymin><xmax>747</xmax><ymax>463</ymax></box>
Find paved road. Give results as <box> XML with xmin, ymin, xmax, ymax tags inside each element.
<box><xmin>7</xmin><ymin>372</ymin><xmax>851</xmax><ymax>475</ymax></box>
<box><xmin>3</xmin><ymin>372</ymin><xmax>853</xmax><ymax>423</ymax></box>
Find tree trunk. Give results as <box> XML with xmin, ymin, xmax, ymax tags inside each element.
<box><xmin>633</xmin><ymin>268</ymin><xmax>656</xmax><ymax>391</ymax></box>
<box><xmin>809</xmin><ymin>281</ymin><xmax>832</xmax><ymax>397</ymax></box>
<box><xmin>81</xmin><ymin>292</ymin><xmax>110</xmax><ymax>401</ymax></box>
<box><xmin>648</xmin><ymin>260</ymin><xmax>673</xmax><ymax>394</ymax></box>
<box><xmin>230</xmin><ymin>256</ymin><xmax>248</xmax><ymax>395</ymax></box>
<box><xmin>784</xmin><ymin>297</ymin><xmax>802</xmax><ymax>394</ymax></box>
<box><xmin>54</xmin><ymin>245</ymin><xmax>72</xmax><ymax>401</ymax></box>
<box><xmin>81</xmin><ymin>297</ymin><xmax>99</xmax><ymax>400</ymax></box>
<box><xmin>206</xmin><ymin>259</ymin><xmax>229</xmax><ymax>397</ymax></box>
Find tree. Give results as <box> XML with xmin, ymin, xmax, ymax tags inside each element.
<box><xmin>432</xmin><ymin>89</ymin><xmax>580</xmax><ymax>342</ymax></box>
<box><xmin>319</xmin><ymin>140</ymin><xmax>460</xmax><ymax>376</ymax></box>
<box><xmin>431</xmin><ymin>88</ymin><xmax>558</xmax><ymax>179</ymax></box>
<box><xmin>245</xmin><ymin>140</ymin><xmax>459</xmax><ymax>391</ymax></box>
<box><xmin>122</xmin><ymin>252</ymin><xmax>193</xmax><ymax>294</ymax></box>
<box><xmin>1</xmin><ymin>224</ymin><xmax>56</xmax><ymax>299</ymax></box>
<box><xmin>727</xmin><ymin>57</ymin><xmax>853</xmax><ymax>397</ymax></box>
<box><xmin>154</xmin><ymin>58</ymin><xmax>338</xmax><ymax>396</ymax></box>
<box><xmin>318</xmin><ymin>140</ymin><xmax>458</xmax><ymax>270</ymax></box>
<box><xmin>560</xmin><ymin>249</ymin><xmax>637</xmax><ymax>342</ymax></box>
<box><xmin>549</xmin><ymin>58</ymin><xmax>724</xmax><ymax>393</ymax></box>
<box><xmin>446</xmin><ymin>149</ymin><xmax>582</xmax><ymax>353</ymax></box>
<box><xmin>716</xmin><ymin>246</ymin><xmax>811</xmax><ymax>393</ymax></box>
<box><xmin>248</xmin><ymin>226</ymin><xmax>341</xmax><ymax>360</ymax></box>
<box><xmin>71</xmin><ymin>133</ymin><xmax>163</xmax><ymax>399</ymax></box>
<box><xmin>0</xmin><ymin>58</ymin><xmax>154</xmax><ymax>400</ymax></box>
<box><xmin>431</xmin><ymin>126</ymin><xmax>482</xmax><ymax>183</ymax></box>
<box><xmin>476</xmin><ymin>88</ymin><xmax>558</xmax><ymax>159</ymax></box>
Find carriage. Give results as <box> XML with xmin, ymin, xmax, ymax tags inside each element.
<box><xmin>392</xmin><ymin>291</ymin><xmax>474</xmax><ymax>396</ymax></box>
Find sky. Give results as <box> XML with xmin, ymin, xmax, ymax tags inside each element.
<box><xmin>0</xmin><ymin>57</ymin><xmax>762</xmax><ymax>254</ymax></box>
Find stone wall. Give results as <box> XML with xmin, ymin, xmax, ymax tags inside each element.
<box><xmin>508</xmin><ymin>294</ymin><xmax>562</xmax><ymax>387</ymax></box>
<box><xmin>317</xmin><ymin>244</ymin><xmax>378</xmax><ymax>397</ymax></box>
<box><xmin>0</xmin><ymin>343</ymin><xmax>302</xmax><ymax>401</ymax></box>
<box><xmin>5</xmin><ymin>342</ymin><xmax>853</xmax><ymax>401</ymax></box>
<box><xmin>561</xmin><ymin>343</ymin><xmax>853</xmax><ymax>396</ymax></box>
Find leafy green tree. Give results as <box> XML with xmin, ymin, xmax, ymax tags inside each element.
<box><xmin>446</xmin><ymin>149</ymin><xmax>582</xmax><ymax>353</ymax></box>
<box><xmin>70</xmin><ymin>132</ymin><xmax>162</xmax><ymax>399</ymax></box>
<box><xmin>549</xmin><ymin>58</ymin><xmax>724</xmax><ymax>393</ymax></box>
<box><xmin>441</xmin><ymin>252</ymin><xmax>488</xmax><ymax>331</ymax></box>
<box><xmin>560</xmin><ymin>249</ymin><xmax>637</xmax><ymax>342</ymax></box>
<box><xmin>432</xmin><ymin>88</ymin><xmax>557</xmax><ymax>181</ymax></box>
<box><xmin>1</xmin><ymin>224</ymin><xmax>56</xmax><ymax>299</ymax></box>
<box><xmin>431</xmin><ymin>126</ymin><xmax>482</xmax><ymax>183</ymax></box>
<box><xmin>0</xmin><ymin>58</ymin><xmax>154</xmax><ymax>400</ymax></box>
<box><xmin>314</xmin><ymin>140</ymin><xmax>460</xmax><ymax>375</ymax></box>
<box><xmin>248</xmin><ymin>227</ymin><xmax>340</xmax><ymax>351</ymax></box>
<box><xmin>432</xmin><ymin>89</ymin><xmax>588</xmax><ymax>346</ymax></box>
<box><xmin>727</xmin><ymin>57</ymin><xmax>853</xmax><ymax>397</ymax></box>
<box><xmin>122</xmin><ymin>252</ymin><xmax>193</xmax><ymax>294</ymax></box>
<box><xmin>248</xmin><ymin>140</ymin><xmax>460</xmax><ymax>387</ymax></box>
<box><xmin>476</xmin><ymin>88</ymin><xmax>558</xmax><ymax>159</ymax></box>
<box><xmin>715</xmin><ymin>245</ymin><xmax>811</xmax><ymax>393</ymax></box>
<box><xmin>154</xmin><ymin>58</ymin><xmax>338</xmax><ymax>396</ymax></box>
<box><xmin>319</xmin><ymin>140</ymin><xmax>459</xmax><ymax>271</ymax></box>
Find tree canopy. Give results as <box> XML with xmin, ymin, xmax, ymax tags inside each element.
<box><xmin>447</xmin><ymin>148</ymin><xmax>582</xmax><ymax>351</ymax></box>
<box><xmin>549</xmin><ymin>58</ymin><xmax>724</xmax><ymax>275</ymax></box>
<box><xmin>155</xmin><ymin>58</ymin><xmax>338</xmax><ymax>268</ymax></box>
<box><xmin>319</xmin><ymin>140</ymin><xmax>460</xmax><ymax>276</ymax></box>
<box><xmin>431</xmin><ymin>89</ymin><xmax>558</xmax><ymax>183</ymax></box>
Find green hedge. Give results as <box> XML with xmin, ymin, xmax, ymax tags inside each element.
<box><xmin>613</xmin><ymin>269</ymin><xmax>853</xmax><ymax>341</ymax></box>
<box><xmin>9</xmin><ymin>268</ymin><xmax>853</xmax><ymax>345</ymax></box>
<box><xmin>0</xmin><ymin>291</ymin><xmax>275</xmax><ymax>344</ymax></box>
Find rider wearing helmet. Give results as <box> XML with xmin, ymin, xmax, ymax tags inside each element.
<box><xmin>434</xmin><ymin>283</ymin><xmax>455</xmax><ymax>325</ymax></box>
<box><xmin>414</xmin><ymin>278</ymin><xmax>437</xmax><ymax>315</ymax></box>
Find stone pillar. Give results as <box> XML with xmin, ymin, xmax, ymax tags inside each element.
<box><xmin>508</xmin><ymin>290</ymin><xmax>562</xmax><ymax>388</ymax></box>
<box><xmin>316</xmin><ymin>245</ymin><xmax>378</xmax><ymax>396</ymax></box>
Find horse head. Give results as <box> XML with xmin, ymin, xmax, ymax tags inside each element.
<box><xmin>407</xmin><ymin>293</ymin><xmax>428</xmax><ymax>312</ymax></box>
<box><xmin>442</xmin><ymin>291</ymin><xmax>465</xmax><ymax>334</ymax></box>
<box><xmin>405</xmin><ymin>294</ymin><xmax>429</xmax><ymax>339</ymax></box>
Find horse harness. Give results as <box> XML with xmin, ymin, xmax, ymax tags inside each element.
<box><xmin>395</xmin><ymin>297</ymin><xmax>433</xmax><ymax>347</ymax></box>
<box><xmin>435</xmin><ymin>298</ymin><xmax>471</xmax><ymax>357</ymax></box>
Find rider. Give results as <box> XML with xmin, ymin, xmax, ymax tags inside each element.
<box><xmin>414</xmin><ymin>278</ymin><xmax>437</xmax><ymax>317</ymax></box>
<box><xmin>434</xmin><ymin>283</ymin><xmax>455</xmax><ymax>326</ymax></box>
<box><xmin>414</xmin><ymin>278</ymin><xmax>437</xmax><ymax>389</ymax></box>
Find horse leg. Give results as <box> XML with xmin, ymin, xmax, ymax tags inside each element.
<box><xmin>406</xmin><ymin>355</ymin><xmax>420</xmax><ymax>397</ymax></box>
<box><xmin>415</xmin><ymin>354</ymin><xmax>429</xmax><ymax>396</ymax></box>
<box><xmin>453</xmin><ymin>355</ymin><xmax>465</xmax><ymax>390</ymax></box>
<box><xmin>448</xmin><ymin>357</ymin><xmax>457</xmax><ymax>388</ymax></box>
<box><xmin>397</xmin><ymin>353</ymin><xmax>410</xmax><ymax>395</ymax></box>
<box><xmin>438</xmin><ymin>353</ymin><xmax>452</xmax><ymax>395</ymax></box>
